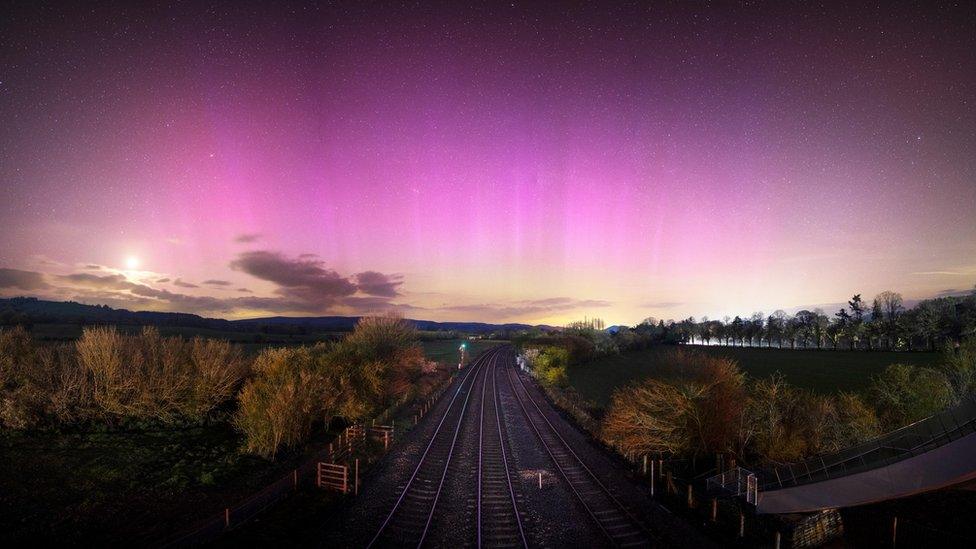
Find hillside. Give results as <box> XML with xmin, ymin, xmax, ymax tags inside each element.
<box><xmin>0</xmin><ymin>297</ymin><xmax>555</xmax><ymax>335</ymax></box>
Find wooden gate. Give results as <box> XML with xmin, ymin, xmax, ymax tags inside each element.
<box><xmin>317</xmin><ymin>462</ymin><xmax>348</xmax><ymax>493</ymax></box>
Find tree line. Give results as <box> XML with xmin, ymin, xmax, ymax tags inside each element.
<box><xmin>664</xmin><ymin>287</ymin><xmax>976</xmax><ymax>352</ymax></box>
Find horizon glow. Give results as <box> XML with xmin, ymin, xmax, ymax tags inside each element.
<box><xmin>1</xmin><ymin>3</ymin><xmax>975</xmax><ymax>325</ymax></box>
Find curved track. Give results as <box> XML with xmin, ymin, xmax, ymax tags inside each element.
<box><xmin>506</xmin><ymin>363</ymin><xmax>654</xmax><ymax>548</ymax></box>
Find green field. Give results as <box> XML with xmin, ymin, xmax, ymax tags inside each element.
<box><xmin>567</xmin><ymin>344</ymin><xmax>944</xmax><ymax>408</ymax></box>
<box><xmin>421</xmin><ymin>339</ymin><xmax>506</xmax><ymax>366</ymax></box>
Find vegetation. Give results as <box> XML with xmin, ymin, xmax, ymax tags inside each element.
<box><xmin>599</xmin><ymin>350</ymin><xmax>879</xmax><ymax>464</ymax></box>
<box><xmin>564</xmin><ymin>345</ymin><xmax>940</xmax><ymax>407</ymax></box>
<box><xmin>601</xmin><ymin>350</ymin><xmax>745</xmax><ymax>459</ymax></box>
<box><xmin>667</xmin><ymin>288</ymin><xmax>976</xmax><ymax>352</ymax></box>
<box><xmin>523</xmin><ymin>346</ymin><xmax>571</xmax><ymax>387</ymax></box>
<box><xmin>868</xmin><ymin>363</ymin><xmax>953</xmax><ymax>430</ymax></box>
<box><xmin>1</xmin><ymin>326</ymin><xmax>248</xmax><ymax>429</ymax></box>
<box><xmin>0</xmin><ymin>314</ymin><xmax>468</xmax><ymax>543</ymax></box>
<box><xmin>595</xmin><ymin>345</ymin><xmax>974</xmax><ymax>466</ymax></box>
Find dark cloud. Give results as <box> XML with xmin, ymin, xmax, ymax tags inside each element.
<box><xmin>6</xmin><ymin>252</ymin><xmax>407</xmax><ymax>317</ymax></box>
<box><xmin>234</xmin><ymin>233</ymin><xmax>262</xmax><ymax>243</ymax></box>
<box><xmin>173</xmin><ymin>278</ymin><xmax>198</xmax><ymax>288</ymax></box>
<box><xmin>58</xmin><ymin>272</ymin><xmax>133</xmax><ymax>290</ymax></box>
<box><xmin>354</xmin><ymin>271</ymin><xmax>403</xmax><ymax>297</ymax></box>
<box><xmin>84</xmin><ymin>264</ymin><xmax>103</xmax><ymax>270</ymax></box>
<box><xmin>0</xmin><ymin>268</ymin><xmax>49</xmax><ymax>291</ymax></box>
<box><xmin>230</xmin><ymin>250</ymin><xmax>357</xmax><ymax>306</ymax></box>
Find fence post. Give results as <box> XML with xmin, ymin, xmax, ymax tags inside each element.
<box><xmin>293</xmin><ymin>469</ymin><xmax>298</xmax><ymax>490</ymax></box>
<box><xmin>355</xmin><ymin>458</ymin><xmax>360</xmax><ymax>496</ymax></box>
<box><xmin>643</xmin><ymin>455</ymin><xmax>648</xmax><ymax>475</ymax></box>
<box><xmin>739</xmin><ymin>512</ymin><xmax>745</xmax><ymax>538</ymax></box>
<box><xmin>774</xmin><ymin>531</ymin><xmax>781</xmax><ymax>549</ymax></box>
<box><xmin>224</xmin><ymin>508</ymin><xmax>230</xmax><ymax>529</ymax></box>
<box><xmin>650</xmin><ymin>460</ymin><xmax>655</xmax><ymax>498</ymax></box>
<box><xmin>686</xmin><ymin>484</ymin><xmax>693</xmax><ymax>508</ymax></box>
<box><xmin>711</xmin><ymin>498</ymin><xmax>717</xmax><ymax>522</ymax></box>
<box><xmin>538</xmin><ymin>472</ymin><xmax>542</xmax><ymax>489</ymax></box>
<box><xmin>892</xmin><ymin>516</ymin><xmax>898</xmax><ymax>548</ymax></box>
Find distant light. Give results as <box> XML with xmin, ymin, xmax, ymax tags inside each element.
<box><xmin>125</xmin><ymin>256</ymin><xmax>140</xmax><ymax>270</ymax></box>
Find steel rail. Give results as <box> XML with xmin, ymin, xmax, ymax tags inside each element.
<box><xmin>506</xmin><ymin>363</ymin><xmax>655</xmax><ymax>547</ymax></box>
<box><xmin>367</xmin><ymin>346</ymin><xmax>498</xmax><ymax>548</ymax></box>
<box><xmin>477</xmin><ymin>348</ymin><xmax>528</xmax><ymax>548</ymax></box>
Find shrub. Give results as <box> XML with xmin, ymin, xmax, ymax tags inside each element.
<box><xmin>234</xmin><ymin>314</ymin><xmax>432</xmax><ymax>458</ymax></box>
<box><xmin>185</xmin><ymin>337</ymin><xmax>248</xmax><ymax>421</ymax></box>
<box><xmin>601</xmin><ymin>350</ymin><xmax>745</xmax><ymax>459</ymax></box>
<box><xmin>74</xmin><ymin>326</ymin><xmax>248</xmax><ymax>424</ymax></box>
<box><xmin>0</xmin><ymin>327</ymin><xmax>43</xmax><ymax>428</ymax></box>
<box><xmin>940</xmin><ymin>338</ymin><xmax>976</xmax><ymax>401</ymax></box>
<box><xmin>235</xmin><ymin>347</ymin><xmax>322</xmax><ymax>459</ymax></box>
<box><xmin>529</xmin><ymin>346</ymin><xmax>570</xmax><ymax>387</ymax></box>
<box><xmin>827</xmin><ymin>392</ymin><xmax>879</xmax><ymax>451</ymax></box>
<box><xmin>744</xmin><ymin>375</ymin><xmax>880</xmax><ymax>462</ymax></box>
<box><xmin>869</xmin><ymin>363</ymin><xmax>953</xmax><ymax>429</ymax></box>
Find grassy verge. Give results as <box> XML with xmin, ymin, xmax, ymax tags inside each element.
<box><xmin>421</xmin><ymin>339</ymin><xmax>505</xmax><ymax>366</ymax></box>
<box><xmin>567</xmin><ymin>345</ymin><xmax>942</xmax><ymax>408</ymax></box>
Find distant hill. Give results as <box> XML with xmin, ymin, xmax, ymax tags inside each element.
<box><xmin>0</xmin><ymin>297</ymin><xmax>556</xmax><ymax>335</ymax></box>
<box><xmin>235</xmin><ymin>315</ymin><xmax>552</xmax><ymax>333</ymax></box>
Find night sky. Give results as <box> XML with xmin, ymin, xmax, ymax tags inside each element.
<box><xmin>1</xmin><ymin>2</ymin><xmax>974</xmax><ymax>324</ymax></box>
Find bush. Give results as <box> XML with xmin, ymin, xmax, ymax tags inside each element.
<box><xmin>185</xmin><ymin>337</ymin><xmax>248</xmax><ymax>421</ymax></box>
<box><xmin>828</xmin><ymin>392</ymin><xmax>880</xmax><ymax>450</ymax></box>
<box><xmin>74</xmin><ymin>326</ymin><xmax>249</xmax><ymax>424</ymax></box>
<box><xmin>869</xmin><ymin>363</ymin><xmax>952</xmax><ymax>429</ymax></box>
<box><xmin>0</xmin><ymin>327</ymin><xmax>43</xmax><ymax>428</ymax></box>
<box><xmin>234</xmin><ymin>314</ymin><xmax>432</xmax><ymax>458</ymax></box>
<box><xmin>746</xmin><ymin>376</ymin><xmax>880</xmax><ymax>462</ymax></box>
<box><xmin>940</xmin><ymin>338</ymin><xmax>976</xmax><ymax>401</ymax></box>
<box><xmin>235</xmin><ymin>347</ymin><xmax>322</xmax><ymax>459</ymax></box>
<box><xmin>601</xmin><ymin>350</ymin><xmax>745</xmax><ymax>459</ymax></box>
<box><xmin>529</xmin><ymin>346</ymin><xmax>570</xmax><ymax>387</ymax></box>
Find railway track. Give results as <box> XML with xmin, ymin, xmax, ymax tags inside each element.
<box><xmin>477</xmin><ymin>348</ymin><xmax>528</xmax><ymax>548</ymax></box>
<box><xmin>368</xmin><ymin>347</ymin><xmax>510</xmax><ymax>547</ymax></box>
<box><xmin>506</xmin><ymin>362</ymin><xmax>655</xmax><ymax>548</ymax></box>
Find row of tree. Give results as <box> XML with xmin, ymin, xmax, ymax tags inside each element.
<box><xmin>662</xmin><ymin>288</ymin><xmax>976</xmax><ymax>351</ymax></box>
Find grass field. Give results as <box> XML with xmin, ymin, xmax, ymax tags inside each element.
<box><xmin>421</xmin><ymin>339</ymin><xmax>506</xmax><ymax>366</ymax></box>
<box><xmin>567</xmin><ymin>344</ymin><xmax>945</xmax><ymax>408</ymax></box>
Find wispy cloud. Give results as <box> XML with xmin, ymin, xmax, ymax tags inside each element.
<box><xmin>173</xmin><ymin>278</ymin><xmax>198</xmax><ymax>288</ymax></box>
<box><xmin>641</xmin><ymin>301</ymin><xmax>684</xmax><ymax>309</ymax></box>
<box><xmin>234</xmin><ymin>233</ymin><xmax>262</xmax><ymax>243</ymax></box>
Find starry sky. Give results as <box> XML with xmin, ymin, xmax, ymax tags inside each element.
<box><xmin>1</xmin><ymin>1</ymin><xmax>974</xmax><ymax>325</ymax></box>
